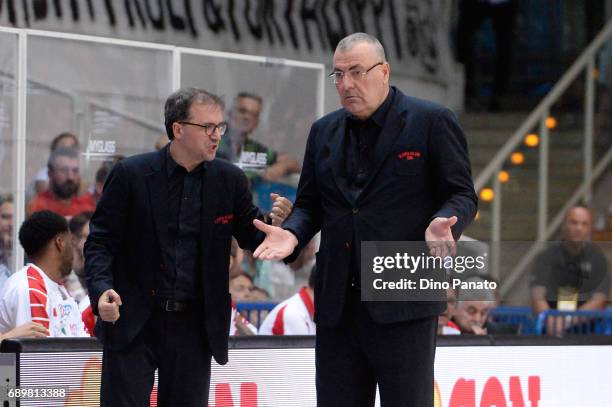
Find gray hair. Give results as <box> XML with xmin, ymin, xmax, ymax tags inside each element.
<box><xmin>164</xmin><ymin>88</ymin><xmax>224</xmax><ymax>140</ymax></box>
<box><xmin>335</xmin><ymin>33</ymin><xmax>387</xmax><ymax>62</ymax></box>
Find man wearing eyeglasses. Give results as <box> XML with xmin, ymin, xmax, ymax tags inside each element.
<box><xmin>251</xmin><ymin>33</ymin><xmax>477</xmax><ymax>406</ymax></box>
<box><xmin>85</xmin><ymin>88</ymin><xmax>293</xmax><ymax>406</ymax></box>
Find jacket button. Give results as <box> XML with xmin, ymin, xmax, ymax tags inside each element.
<box><xmin>352</xmin><ymin>208</ymin><xmax>359</xmax><ymax>214</ymax></box>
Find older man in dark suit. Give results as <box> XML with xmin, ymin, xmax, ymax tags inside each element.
<box><xmin>85</xmin><ymin>88</ymin><xmax>292</xmax><ymax>406</ymax></box>
<box><xmin>254</xmin><ymin>33</ymin><xmax>478</xmax><ymax>406</ymax></box>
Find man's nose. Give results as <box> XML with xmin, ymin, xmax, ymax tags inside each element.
<box><xmin>210</xmin><ymin>129</ymin><xmax>222</xmax><ymax>142</ymax></box>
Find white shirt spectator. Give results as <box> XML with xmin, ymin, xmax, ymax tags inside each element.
<box><xmin>0</xmin><ymin>263</ymin><xmax>88</xmax><ymax>337</ymax></box>
<box><xmin>259</xmin><ymin>287</ymin><xmax>315</xmax><ymax>335</ymax></box>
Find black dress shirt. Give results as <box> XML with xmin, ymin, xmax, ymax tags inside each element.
<box><xmin>157</xmin><ymin>148</ymin><xmax>204</xmax><ymax>300</ymax></box>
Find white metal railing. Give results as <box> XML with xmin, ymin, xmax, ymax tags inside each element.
<box><xmin>0</xmin><ymin>27</ymin><xmax>325</xmax><ymax>274</ymax></box>
<box><xmin>472</xmin><ymin>19</ymin><xmax>612</xmax><ymax>296</ymax></box>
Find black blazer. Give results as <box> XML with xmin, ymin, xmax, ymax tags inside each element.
<box><xmin>283</xmin><ymin>87</ymin><xmax>478</xmax><ymax>327</ymax></box>
<box><xmin>85</xmin><ymin>146</ymin><xmax>265</xmax><ymax>364</ymax></box>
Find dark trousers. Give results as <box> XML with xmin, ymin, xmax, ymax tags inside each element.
<box><xmin>101</xmin><ymin>309</ymin><xmax>212</xmax><ymax>407</ymax></box>
<box><xmin>316</xmin><ymin>292</ymin><xmax>438</xmax><ymax>407</ymax></box>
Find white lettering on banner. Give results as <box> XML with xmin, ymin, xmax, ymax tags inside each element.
<box><xmin>0</xmin><ymin>0</ymin><xmax>453</xmax><ymax>83</ymax></box>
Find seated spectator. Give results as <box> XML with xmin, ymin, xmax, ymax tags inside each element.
<box><xmin>64</xmin><ymin>211</ymin><xmax>92</xmax><ymax>304</ymax></box>
<box><xmin>531</xmin><ymin>206</ymin><xmax>609</xmax><ymax>312</ymax></box>
<box><xmin>228</xmin><ymin>243</ymin><xmax>257</xmax><ymax>336</ymax></box>
<box><xmin>27</xmin><ymin>147</ymin><xmax>95</xmax><ymax>217</ymax></box>
<box><xmin>453</xmin><ymin>275</ymin><xmax>497</xmax><ymax>335</ymax></box>
<box><xmin>64</xmin><ymin>212</ymin><xmax>95</xmax><ymax>335</ymax></box>
<box><xmin>218</xmin><ymin>92</ymin><xmax>300</xmax><ymax>182</ymax></box>
<box><xmin>438</xmin><ymin>288</ymin><xmax>461</xmax><ymax>335</ymax></box>
<box><xmin>0</xmin><ymin>195</ymin><xmax>13</xmax><ymax>288</ymax></box>
<box><xmin>530</xmin><ymin>206</ymin><xmax>610</xmax><ymax>334</ymax></box>
<box><xmin>0</xmin><ymin>211</ymin><xmax>88</xmax><ymax>337</ymax></box>
<box><xmin>258</xmin><ymin>265</ymin><xmax>316</xmax><ymax>335</ymax></box>
<box><xmin>31</xmin><ymin>132</ymin><xmax>80</xmax><ymax>198</ymax></box>
<box><xmin>230</xmin><ymin>272</ymin><xmax>254</xmax><ymax>302</ymax></box>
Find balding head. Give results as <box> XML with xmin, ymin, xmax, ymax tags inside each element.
<box><xmin>331</xmin><ymin>33</ymin><xmax>391</xmax><ymax>120</ymax></box>
<box><xmin>562</xmin><ymin>206</ymin><xmax>592</xmax><ymax>242</ymax></box>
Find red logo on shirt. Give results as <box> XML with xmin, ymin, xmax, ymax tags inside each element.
<box><xmin>214</xmin><ymin>214</ymin><xmax>234</xmax><ymax>225</ymax></box>
<box><xmin>398</xmin><ymin>151</ymin><xmax>422</xmax><ymax>161</ymax></box>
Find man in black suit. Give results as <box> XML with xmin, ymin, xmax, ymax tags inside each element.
<box><xmin>254</xmin><ymin>33</ymin><xmax>478</xmax><ymax>406</ymax></box>
<box><xmin>85</xmin><ymin>88</ymin><xmax>292</xmax><ymax>406</ymax></box>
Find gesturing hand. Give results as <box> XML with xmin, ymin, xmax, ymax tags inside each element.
<box><xmin>252</xmin><ymin>219</ymin><xmax>298</xmax><ymax>260</ymax></box>
<box><xmin>268</xmin><ymin>193</ymin><xmax>293</xmax><ymax>227</ymax></box>
<box><xmin>425</xmin><ymin>216</ymin><xmax>458</xmax><ymax>258</ymax></box>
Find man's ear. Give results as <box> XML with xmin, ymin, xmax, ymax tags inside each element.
<box><xmin>54</xmin><ymin>235</ymin><xmax>63</xmax><ymax>252</ymax></box>
<box><xmin>172</xmin><ymin>122</ymin><xmax>182</xmax><ymax>140</ymax></box>
<box><xmin>382</xmin><ymin>62</ymin><xmax>391</xmax><ymax>85</ymax></box>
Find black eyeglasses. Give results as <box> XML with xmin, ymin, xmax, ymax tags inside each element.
<box><xmin>179</xmin><ymin>121</ymin><xmax>228</xmax><ymax>136</ymax></box>
<box><xmin>328</xmin><ymin>62</ymin><xmax>384</xmax><ymax>84</ymax></box>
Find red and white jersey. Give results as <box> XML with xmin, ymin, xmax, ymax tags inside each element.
<box><xmin>259</xmin><ymin>287</ymin><xmax>315</xmax><ymax>335</ymax></box>
<box><xmin>0</xmin><ymin>264</ymin><xmax>88</xmax><ymax>337</ymax></box>
<box><xmin>78</xmin><ymin>295</ymin><xmax>95</xmax><ymax>337</ymax></box>
<box><xmin>229</xmin><ymin>305</ymin><xmax>258</xmax><ymax>336</ymax></box>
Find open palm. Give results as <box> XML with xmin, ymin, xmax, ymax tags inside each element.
<box><xmin>252</xmin><ymin>219</ymin><xmax>298</xmax><ymax>260</ymax></box>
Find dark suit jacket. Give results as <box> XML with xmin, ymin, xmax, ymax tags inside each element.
<box><xmin>85</xmin><ymin>146</ymin><xmax>265</xmax><ymax>364</ymax></box>
<box><xmin>283</xmin><ymin>87</ymin><xmax>478</xmax><ymax>327</ymax></box>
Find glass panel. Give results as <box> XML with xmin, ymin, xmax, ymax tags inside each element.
<box><xmin>0</xmin><ymin>32</ymin><xmax>17</xmax><ymax>280</ymax></box>
<box><xmin>181</xmin><ymin>53</ymin><xmax>322</xmax><ymax>212</ymax></box>
<box><xmin>25</xmin><ymin>36</ymin><xmax>172</xmax><ymax>219</ymax></box>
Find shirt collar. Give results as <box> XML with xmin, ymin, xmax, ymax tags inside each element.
<box><xmin>165</xmin><ymin>142</ymin><xmax>206</xmax><ymax>177</ymax></box>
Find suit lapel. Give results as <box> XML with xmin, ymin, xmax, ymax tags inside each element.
<box><xmin>199</xmin><ymin>162</ymin><xmax>218</xmax><ymax>259</ymax></box>
<box><xmin>327</xmin><ymin>116</ymin><xmax>356</xmax><ymax>207</ymax></box>
<box><xmin>357</xmin><ymin>99</ymin><xmax>407</xmax><ymax>200</ymax></box>
<box><xmin>146</xmin><ymin>148</ymin><xmax>170</xmax><ymax>258</ymax></box>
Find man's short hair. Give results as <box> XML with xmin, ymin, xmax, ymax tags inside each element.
<box><xmin>19</xmin><ymin>210</ymin><xmax>68</xmax><ymax>258</ymax></box>
<box><xmin>335</xmin><ymin>32</ymin><xmax>387</xmax><ymax>62</ymax></box>
<box><xmin>47</xmin><ymin>147</ymin><xmax>79</xmax><ymax>172</ymax></box>
<box><xmin>69</xmin><ymin>211</ymin><xmax>93</xmax><ymax>236</ymax></box>
<box><xmin>235</xmin><ymin>92</ymin><xmax>263</xmax><ymax>107</ymax></box>
<box><xmin>50</xmin><ymin>132</ymin><xmax>79</xmax><ymax>151</ymax></box>
<box><xmin>232</xmin><ymin>271</ymin><xmax>254</xmax><ymax>283</ymax></box>
<box><xmin>164</xmin><ymin>88</ymin><xmax>224</xmax><ymax>140</ymax></box>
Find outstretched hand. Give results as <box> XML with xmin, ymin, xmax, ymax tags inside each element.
<box><xmin>252</xmin><ymin>219</ymin><xmax>298</xmax><ymax>260</ymax></box>
<box><xmin>425</xmin><ymin>216</ymin><xmax>457</xmax><ymax>258</ymax></box>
